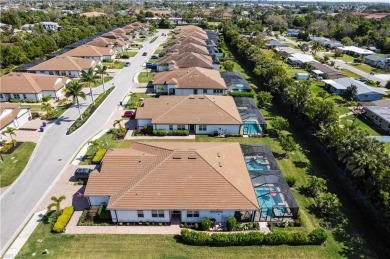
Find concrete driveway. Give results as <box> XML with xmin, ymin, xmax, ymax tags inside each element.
<box><xmin>0</xmin><ymin>29</ymin><xmax>170</xmax><ymax>255</ymax></box>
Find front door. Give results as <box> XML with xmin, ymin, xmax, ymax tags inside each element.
<box><xmin>193</xmin><ymin>89</ymin><xmax>198</xmax><ymax>94</ymax></box>
<box><xmin>189</xmin><ymin>125</ymin><xmax>195</xmax><ymax>131</ymax></box>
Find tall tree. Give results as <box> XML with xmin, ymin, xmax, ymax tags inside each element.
<box><xmin>311</xmin><ymin>40</ymin><xmax>323</xmax><ymax>56</ymax></box>
<box><xmin>80</xmin><ymin>68</ymin><xmax>99</xmax><ymax>104</ymax></box>
<box><xmin>42</xmin><ymin>102</ymin><xmax>53</xmax><ymax>115</ymax></box>
<box><xmin>95</xmin><ymin>65</ymin><xmax>109</xmax><ymax>93</ymax></box>
<box><xmin>306</xmin><ymin>176</ymin><xmax>328</xmax><ymax>197</ymax></box>
<box><xmin>279</xmin><ymin>135</ymin><xmax>298</xmax><ymax>159</ymax></box>
<box><xmin>271</xmin><ymin>116</ymin><xmax>289</xmax><ymax>136</ymax></box>
<box><xmin>344</xmin><ymin>84</ymin><xmax>358</xmax><ymax>102</ymax></box>
<box><xmin>63</xmin><ymin>81</ymin><xmax>87</xmax><ymax>119</ymax></box>
<box><xmin>257</xmin><ymin>91</ymin><xmax>273</xmax><ymax>109</ymax></box>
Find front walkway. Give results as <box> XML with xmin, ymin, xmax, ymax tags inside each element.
<box><xmin>65</xmin><ymin>211</ymin><xmax>181</xmax><ymax>235</ymax></box>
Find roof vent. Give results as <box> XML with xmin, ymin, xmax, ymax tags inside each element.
<box><xmin>173</xmin><ymin>156</ymin><xmax>181</xmax><ymax>159</ymax></box>
<box><xmin>219</xmin><ymin>162</ymin><xmax>222</xmax><ymax>167</ymax></box>
<box><xmin>188</xmin><ymin>157</ymin><xmax>197</xmax><ymax>159</ymax></box>
<box><xmin>217</xmin><ymin>152</ymin><xmax>220</xmax><ymax>157</ymax></box>
<box><xmin>189</xmin><ymin>96</ymin><xmax>195</xmax><ymax>99</ymax></box>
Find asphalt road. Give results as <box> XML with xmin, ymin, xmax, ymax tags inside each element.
<box><xmin>280</xmin><ymin>36</ymin><xmax>387</xmax><ymax>86</ymax></box>
<box><xmin>0</xmin><ymin>29</ymin><xmax>169</xmax><ymax>255</ymax></box>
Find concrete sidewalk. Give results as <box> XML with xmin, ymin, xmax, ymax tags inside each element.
<box><xmin>3</xmin><ymin>210</ymin><xmax>46</xmax><ymax>258</ymax></box>
<box><xmin>65</xmin><ymin>211</ymin><xmax>181</xmax><ymax>235</ymax></box>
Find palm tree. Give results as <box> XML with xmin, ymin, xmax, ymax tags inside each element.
<box><xmin>311</xmin><ymin>40</ymin><xmax>323</xmax><ymax>56</ymax></box>
<box><xmin>89</xmin><ymin>139</ymin><xmax>104</xmax><ymax>153</ymax></box>
<box><xmin>41</xmin><ymin>102</ymin><xmax>53</xmax><ymax>115</ymax></box>
<box><xmin>47</xmin><ymin>195</ymin><xmax>66</xmax><ymax>212</ymax></box>
<box><xmin>63</xmin><ymin>81</ymin><xmax>87</xmax><ymax>119</ymax></box>
<box><xmin>80</xmin><ymin>68</ymin><xmax>99</xmax><ymax>104</ymax></box>
<box><xmin>113</xmin><ymin>119</ymin><xmax>123</xmax><ymax>130</ymax></box>
<box><xmin>2</xmin><ymin>127</ymin><xmax>17</xmax><ymax>145</ymax></box>
<box><xmin>95</xmin><ymin>65</ymin><xmax>109</xmax><ymax>93</ymax></box>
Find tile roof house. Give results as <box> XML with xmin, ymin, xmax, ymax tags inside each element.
<box><xmin>0</xmin><ymin>103</ymin><xmax>31</xmax><ymax>132</ymax></box>
<box><xmin>0</xmin><ymin>73</ymin><xmax>70</xmax><ymax>102</ymax></box>
<box><xmin>153</xmin><ymin>67</ymin><xmax>227</xmax><ymax>95</ymax></box>
<box><xmin>84</xmin><ymin>141</ymin><xmax>259</xmax><ymax>224</ymax></box>
<box><xmin>172</xmin><ymin>36</ymin><xmax>207</xmax><ymax>47</ymax></box>
<box><xmin>101</xmin><ymin>32</ymin><xmax>133</xmax><ymax>42</ymax></box>
<box><xmin>60</xmin><ymin>45</ymin><xmax>116</xmax><ymax>61</ymax></box>
<box><xmin>176</xmin><ymin>31</ymin><xmax>209</xmax><ymax>41</ymax></box>
<box><xmin>174</xmin><ymin>25</ymin><xmax>205</xmax><ymax>34</ymax></box>
<box><xmin>364</xmin><ymin>55</ymin><xmax>390</xmax><ymax>69</ymax></box>
<box><xmin>308</xmin><ymin>61</ymin><xmax>345</xmax><ymax>79</ymax></box>
<box><xmin>156</xmin><ymin>52</ymin><xmax>215</xmax><ymax>71</ymax></box>
<box><xmin>323</xmin><ymin>78</ymin><xmax>387</xmax><ymax>101</ymax></box>
<box><xmin>136</xmin><ymin>95</ymin><xmax>242</xmax><ymax>135</ymax></box>
<box><xmin>86</xmin><ymin>37</ymin><xmax>128</xmax><ymax>51</ymax></box>
<box><xmin>28</xmin><ymin>56</ymin><xmax>100</xmax><ymax>78</ymax></box>
<box><xmin>164</xmin><ymin>43</ymin><xmax>210</xmax><ymax>56</ymax></box>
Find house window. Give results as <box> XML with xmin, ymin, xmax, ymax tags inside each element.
<box><xmin>0</xmin><ymin>94</ymin><xmax>3</xmax><ymax>98</ymax></box>
<box><xmin>152</xmin><ymin>210</ymin><xmax>164</xmax><ymax>218</ymax></box>
<box><xmin>177</xmin><ymin>125</ymin><xmax>185</xmax><ymax>130</ymax></box>
<box><xmin>187</xmin><ymin>210</ymin><xmax>200</xmax><ymax>217</ymax></box>
<box><xmin>13</xmin><ymin>94</ymin><xmax>20</xmax><ymax>99</ymax></box>
<box><xmin>213</xmin><ymin>89</ymin><xmax>223</xmax><ymax>94</ymax></box>
<box><xmin>169</xmin><ymin>125</ymin><xmax>173</xmax><ymax>131</ymax></box>
<box><xmin>137</xmin><ymin>210</ymin><xmax>144</xmax><ymax>218</ymax></box>
<box><xmin>203</xmin><ymin>89</ymin><xmax>207</xmax><ymax>93</ymax></box>
<box><xmin>199</xmin><ymin>125</ymin><xmax>207</xmax><ymax>131</ymax></box>
<box><xmin>23</xmin><ymin>94</ymin><xmax>27</xmax><ymax>99</ymax></box>
<box><xmin>210</xmin><ymin>210</ymin><xmax>223</xmax><ymax>213</ymax></box>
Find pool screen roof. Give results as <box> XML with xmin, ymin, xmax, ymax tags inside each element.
<box><xmin>234</xmin><ymin>97</ymin><xmax>266</xmax><ymax>126</ymax></box>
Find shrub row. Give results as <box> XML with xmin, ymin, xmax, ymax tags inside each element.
<box><xmin>0</xmin><ymin>141</ymin><xmax>16</xmax><ymax>153</ymax></box>
<box><xmin>180</xmin><ymin>228</ymin><xmax>328</xmax><ymax>246</ymax></box>
<box><xmin>118</xmin><ymin>221</ymin><xmax>170</xmax><ymax>226</ymax></box>
<box><xmin>150</xmin><ymin>36</ymin><xmax>158</xmax><ymax>43</ymax></box>
<box><xmin>225</xmin><ymin>133</ymin><xmax>243</xmax><ymax>137</ymax></box>
<box><xmin>68</xmin><ymin>87</ymin><xmax>114</xmax><ymax>134</ymax></box>
<box><xmin>153</xmin><ymin>129</ymin><xmax>167</xmax><ymax>136</ymax></box>
<box><xmin>228</xmin><ymin>91</ymin><xmax>255</xmax><ymax>98</ymax></box>
<box><xmin>92</xmin><ymin>148</ymin><xmax>107</xmax><ymax>164</ymax></box>
<box><xmin>97</xmin><ymin>204</ymin><xmax>111</xmax><ymax>220</ymax></box>
<box><xmin>52</xmin><ymin>206</ymin><xmax>74</xmax><ymax>233</ymax></box>
<box><xmin>9</xmin><ymin>98</ymin><xmax>39</xmax><ymax>103</ymax></box>
<box><xmin>172</xmin><ymin>130</ymin><xmax>189</xmax><ymax>136</ymax></box>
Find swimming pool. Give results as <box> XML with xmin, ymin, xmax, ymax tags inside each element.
<box><xmin>246</xmin><ymin>159</ymin><xmax>269</xmax><ymax>171</ymax></box>
<box><xmin>256</xmin><ymin>186</ymin><xmax>284</xmax><ymax>208</ymax></box>
<box><xmin>243</xmin><ymin>121</ymin><xmax>262</xmax><ymax>135</ymax></box>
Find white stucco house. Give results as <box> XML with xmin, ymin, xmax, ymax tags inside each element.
<box><xmin>153</xmin><ymin>67</ymin><xmax>227</xmax><ymax>95</ymax></box>
<box><xmin>0</xmin><ymin>73</ymin><xmax>70</xmax><ymax>102</ymax></box>
<box><xmin>135</xmin><ymin>95</ymin><xmax>243</xmax><ymax>135</ymax></box>
<box><xmin>84</xmin><ymin>142</ymin><xmax>259</xmax><ymax>224</ymax></box>
<box><xmin>0</xmin><ymin>103</ymin><xmax>31</xmax><ymax>133</ymax></box>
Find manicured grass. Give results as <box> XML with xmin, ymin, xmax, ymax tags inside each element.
<box><xmin>20</xmin><ymin>104</ymin><xmax>44</xmax><ymax>112</ymax></box>
<box><xmin>124</xmin><ymin>93</ymin><xmax>151</xmax><ymax>109</ymax></box>
<box><xmin>147</xmin><ymin>59</ymin><xmax>157</xmax><ymax>64</ymax></box>
<box><xmin>19</xmin><ymin>222</ymin><xmax>339</xmax><ymax>259</ymax></box>
<box><xmin>103</xmin><ymin>62</ymin><xmax>125</xmax><ymax>69</ymax></box>
<box><xmin>385</xmin><ymin>143</ymin><xmax>390</xmax><ymax>153</ymax></box>
<box><xmin>285</xmin><ymin>67</ymin><xmax>307</xmax><ymax>77</ymax></box>
<box><xmin>150</xmin><ymin>36</ymin><xmax>158</xmax><ymax>43</ymax></box>
<box><xmin>340</xmin><ymin>115</ymin><xmax>383</xmax><ymax>136</ymax></box>
<box><xmin>116</xmin><ymin>51</ymin><xmax>137</xmax><ymax>58</ymax></box>
<box><xmin>134</xmin><ymin>38</ymin><xmax>145</xmax><ymax>42</ymax></box>
<box><xmin>339</xmin><ymin>68</ymin><xmax>360</xmax><ymax>78</ymax></box>
<box><xmin>0</xmin><ymin>142</ymin><xmax>36</xmax><ymax>187</ymax></box>
<box><xmin>350</xmin><ymin>63</ymin><xmax>373</xmax><ymax>74</ymax></box>
<box><xmin>335</xmin><ymin>54</ymin><xmax>355</xmax><ymax>63</ymax></box>
<box><xmin>137</xmin><ymin>72</ymin><xmax>154</xmax><ymax>83</ymax></box>
<box><xmin>130</xmin><ymin>43</ymin><xmax>143</xmax><ymax>49</ymax></box>
<box><xmin>153</xmin><ymin>49</ymin><xmax>162</xmax><ymax>55</ymax></box>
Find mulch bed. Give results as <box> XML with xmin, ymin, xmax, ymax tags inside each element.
<box><xmin>1</xmin><ymin>141</ymin><xmax>23</xmax><ymax>154</ymax></box>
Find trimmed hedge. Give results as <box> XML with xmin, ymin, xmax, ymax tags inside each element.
<box><xmin>180</xmin><ymin>228</ymin><xmax>328</xmax><ymax>246</ymax></box>
<box><xmin>226</xmin><ymin>217</ymin><xmax>237</xmax><ymax>231</ymax></box>
<box><xmin>153</xmin><ymin>129</ymin><xmax>167</xmax><ymax>136</ymax></box>
<box><xmin>68</xmin><ymin>87</ymin><xmax>114</xmax><ymax>134</ymax></box>
<box><xmin>201</xmin><ymin>218</ymin><xmax>211</xmax><ymax>230</ymax></box>
<box><xmin>92</xmin><ymin>148</ymin><xmax>107</xmax><ymax>164</ymax></box>
<box><xmin>228</xmin><ymin>91</ymin><xmax>255</xmax><ymax>98</ymax></box>
<box><xmin>52</xmin><ymin>206</ymin><xmax>74</xmax><ymax>233</ymax></box>
<box><xmin>172</xmin><ymin>130</ymin><xmax>189</xmax><ymax>136</ymax></box>
<box><xmin>225</xmin><ymin>133</ymin><xmax>243</xmax><ymax>137</ymax></box>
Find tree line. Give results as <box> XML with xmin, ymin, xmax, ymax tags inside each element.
<box><xmin>220</xmin><ymin>20</ymin><xmax>390</xmax><ymax>234</ymax></box>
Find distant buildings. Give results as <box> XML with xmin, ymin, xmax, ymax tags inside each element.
<box><xmin>364</xmin><ymin>55</ymin><xmax>390</xmax><ymax>69</ymax></box>
<box><xmin>362</xmin><ymin>100</ymin><xmax>390</xmax><ymax>133</ymax></box>
<box><xmin>337</xmin><ymin>46</ymin><xmax>375</xmax><ymax>57</ymax></box>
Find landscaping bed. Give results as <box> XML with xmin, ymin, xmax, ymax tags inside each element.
<box><xmin>78</xmin><ymin>206</ymin><xmax>112</xmax><ymax>226</ymax></box>
<box><xmin>67</xmin><ymin>87</ymin><xmax>114</xmax><ymax>134</ymax></box>
<box><xmin>125</xmin><ymin>93</ymin><xmax>151</xmax><ymax>109</ymax></box>
<box><xmin>150</xmin><ymin>36</ymin><xmax>158</xmax><ymax>43</ymax></box>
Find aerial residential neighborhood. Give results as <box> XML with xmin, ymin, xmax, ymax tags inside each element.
<box><xmin>0</xmin><ymin>1</ymin><xmax>390</xmax><ymax>258</ymax></box>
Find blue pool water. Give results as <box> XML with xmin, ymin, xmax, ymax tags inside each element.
<box><xmin>243</xmin><ymin>122</ymin><xmax>262</xmax><ymax>134</ymax></box>
<box><xmin>246</xmin><ymin>159</ymin><xmax>269</xmax><ymax>171</ymax></box>
<box><xmin>256</xmin><ymin>187</ymin><xmax>283</xmax><ymax>208</ymax></box>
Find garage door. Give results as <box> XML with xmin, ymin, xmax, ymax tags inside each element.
<box><xmin>16</xmin><ymin>111</ymin><xmax>30</xmax><ymax>128</ymax></box>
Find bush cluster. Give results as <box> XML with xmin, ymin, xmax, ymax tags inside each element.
<box><xmin>9</xmin><ymin>98</ymin><xmax>39</xmax><ymax>103</ymax></box>
<box><xmin>172</xmin><ymin>130</ymin><xmax>189</xmax><ymax>136</ymax></box>
<box><xmin>68</xmin><ymin>87</ymin><xmax>114</xmax><ymax>134</ymax></box>
<box><xmin>110</xmin><ymin>128</ymin><xmax>127</xmax><ymax>139</ymax></box>
<box><xmin>153</xmin><ymin>129</ymin><xmax>167</xmax><ymax>136</ymax></box>
<box><xmin>225</xmin><ymin>133</ymin><xmax>243</xmax><ymax>137</ymax></box>
<box><xmin>226</xmin><ymin>217</ymin><xmax>237</xmax><ymax>231</ymax></box>
<box><xmin>0</xmin><ymin>141</ymin><xmax>16</xmax><ymax>153</ymax></box>
<box><xmin>228</xmin><ymin>92</ymin><xmax>255</xmax><ymax>98</ymax></box>
<box><xmin>180</xmin><ymin>228</ymin><xmax>327</xmax><ymax>246</ymax></box>
<box><xmin>52</xmin><ymin>206</ymin><xmax>74</xmax><ymax>233</ymax></box>
<box><xmin>92</xmin><ymin>148</ymin><xmax>107</xmax><ymax>164</ymax></box>
<box><xmin>41</xmin><ymin>96</ymin><xmax>51</xmax><ymax>102</ymax></box>
<box><xmin>97</xmin><ymin>204</ymin><xmax>111</xmax><ymax>220</ymax></box>
<box><xmin>201</xmin><ymin>218</ymin><xmax>211</xmax><ymax>231</ymax></box>
<box><xmin>285</xmin><ymin>176</ymin><xmax>297</xmax><ymax>187</ymax></box>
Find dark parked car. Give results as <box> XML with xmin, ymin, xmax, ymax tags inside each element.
<box><xmin>151</xmin><ymin>54</ymin><xmax>159</xmax><ymax>59</ymax></box>
<box><xmin>125</xmin><ymin>62</ymin><xmax>131</xmax><ymax>67</ymax></box>
<box><xmin>142</xmin><ymin>52</ymin><xmax>147</xmax><ymax>56</ymax></box>
<box><xmin>74</xmin><ymin>168</ymin><xmax>93</xmax><ymax>182</ymax></box>
<box><xmin>146</xmin><ymin>62</ymin><xmax>157</xmax><ymax>69</ymax></box>
<box><xmin>123</xmin><ymin>110</ymin><xmax>136</xmax><ymax>118</ymax></box>
<box><xmin>121</xmin><ymin>54</ymin><xmax>130</xmax><ymax>59</ymax></box>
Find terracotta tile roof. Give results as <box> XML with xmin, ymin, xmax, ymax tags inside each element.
<box><xmin>86</xmin><ymin>37</ymin><xmax>126</xmax><ymax>48</ymax></box>
<box><xmin>80</xmin><ymin>12</ymin><xmax>107</xmax><ymax>17</ymax></box>
<box><xmin>28</xmin><ymin>56</ymin><xmax>98</xmax><ymax>71</ymax></box>
<box><xmin>172</xmin><ymin>36</ymin><xmax>207</xmax><ymax>47</ymax></box>
<box><xmin>122</xmin><ymin>24</ymin><xmax>135</xmax><ymax>30</ymax></box>
<box><xmin>156</xmin><ymin>52</ymin><xmax>213</xmax><ymax>69</ymax></box>
<box><xmin>153</xmin><ymin>67</ymin><xmax>226</xmax><ymax>90</ymax></box>
<box><xmin>60</xmin><ymin>45</ymin><xmax>115</xmax><ymax>58</ymax></box>
<box><xmin>0</xmin><ymin>73</ymin><xmax>70</xmax><ymax>94</ymax></box>
<box><xmin>85</xmin><ymin>142</ymin><xmax>259</xmax><ymax>210</ymax></box>
<box><xmin>101</xmin><ymin>32</ymin><xmax>132</xmax><ymax>41</ymax></box>
<box><xmin>175</xmin><ymin>25</ymin><xmax>205</xmax><ymax>34</ymax></box>
<box><xmin>176</xmin><ymin>31</ymin><xmax>208</xmax><ymax>40</ymax></box>
<box><xmin>165</xmin><ymin>43</ymin><xmax>209</xmax><ymax>56</ymax></box>
<box><xmin>0</xmin><ymin>103</ymin><xmax>27</xmax><ymax>129</ymax></box>
<box><xmin>136</xmin><ymin>95</ymin><xmax>242</xmax><ymax>125</ymax></box>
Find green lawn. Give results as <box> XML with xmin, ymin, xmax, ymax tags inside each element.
<box><xmin>137</xmin><ymin>72</ymin><xmax>154</xmax><ymax>83</ymax></box>
<box><xmin>385</xmin><ymin>143</ymin><xmax>390</xmax><ymax>153</ymax></box>
<box><xmin>350</xmin><ymin>63</ymin><xmax>373</xmax><ymax>74</ymax></box>
<box><xmin>130</xmin><ymin>43</ymin><xmax>143</xmax><ymax>49</ymax></box>
<box><xmin>285</xmin><ymin>67</ymin><xmax>307</xmax><ymax>78</ymax></box>
<box><xmin>116</xmin><ymin>51</ymin><xmax>137</xmax><ymax>58</ymax></box>
<box><xmin>147</xmin><ymin>58</ymin><xmax>157</xmax><ymax>64</ymax></box>
<box><xmin>335</xmin><ymin>54</ymin><xmax>355</xmax><ymax>63</ymax></box>
<box><xmin>0</xmin><ymin>142</ymin><xmax>36</xmax><ymax>187</ymax></box>
<box><xmin>123</xmin><ymin>92</ymin><xmax>152</xmax><ymax>110</ymax></box>
<box><xmin>20</xmin><ymin>104</ymin><xmax>44</xmax><ymax>112</ymax></box>
<box><xmin>340</xmin><ymin>115</ymin><xmax>383</xmax><ymax>136</ymax></box>
<box><xmin>103</xmin><ymin>61</ymin><xmax>125</xmax><ymax>69</ymax></box>
<box><xmin>338</xmin><ymin>68</ymin><xmax>360</xmax><ymax>78</ymax></box>
<box><xmin>133</xmin><ymin>38</ymin><xmax>145</xmax><ymax>42</ymax></box>
<box><xmin>153</xmin><ymin>49</ymin><xmax>162</xmax><ymax>55</ymax></box>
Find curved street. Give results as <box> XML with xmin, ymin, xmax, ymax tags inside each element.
<box><xmin>0</xmin><ymin>30</ymin><xmax>168</xmax><ymax>254</ymax></box>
